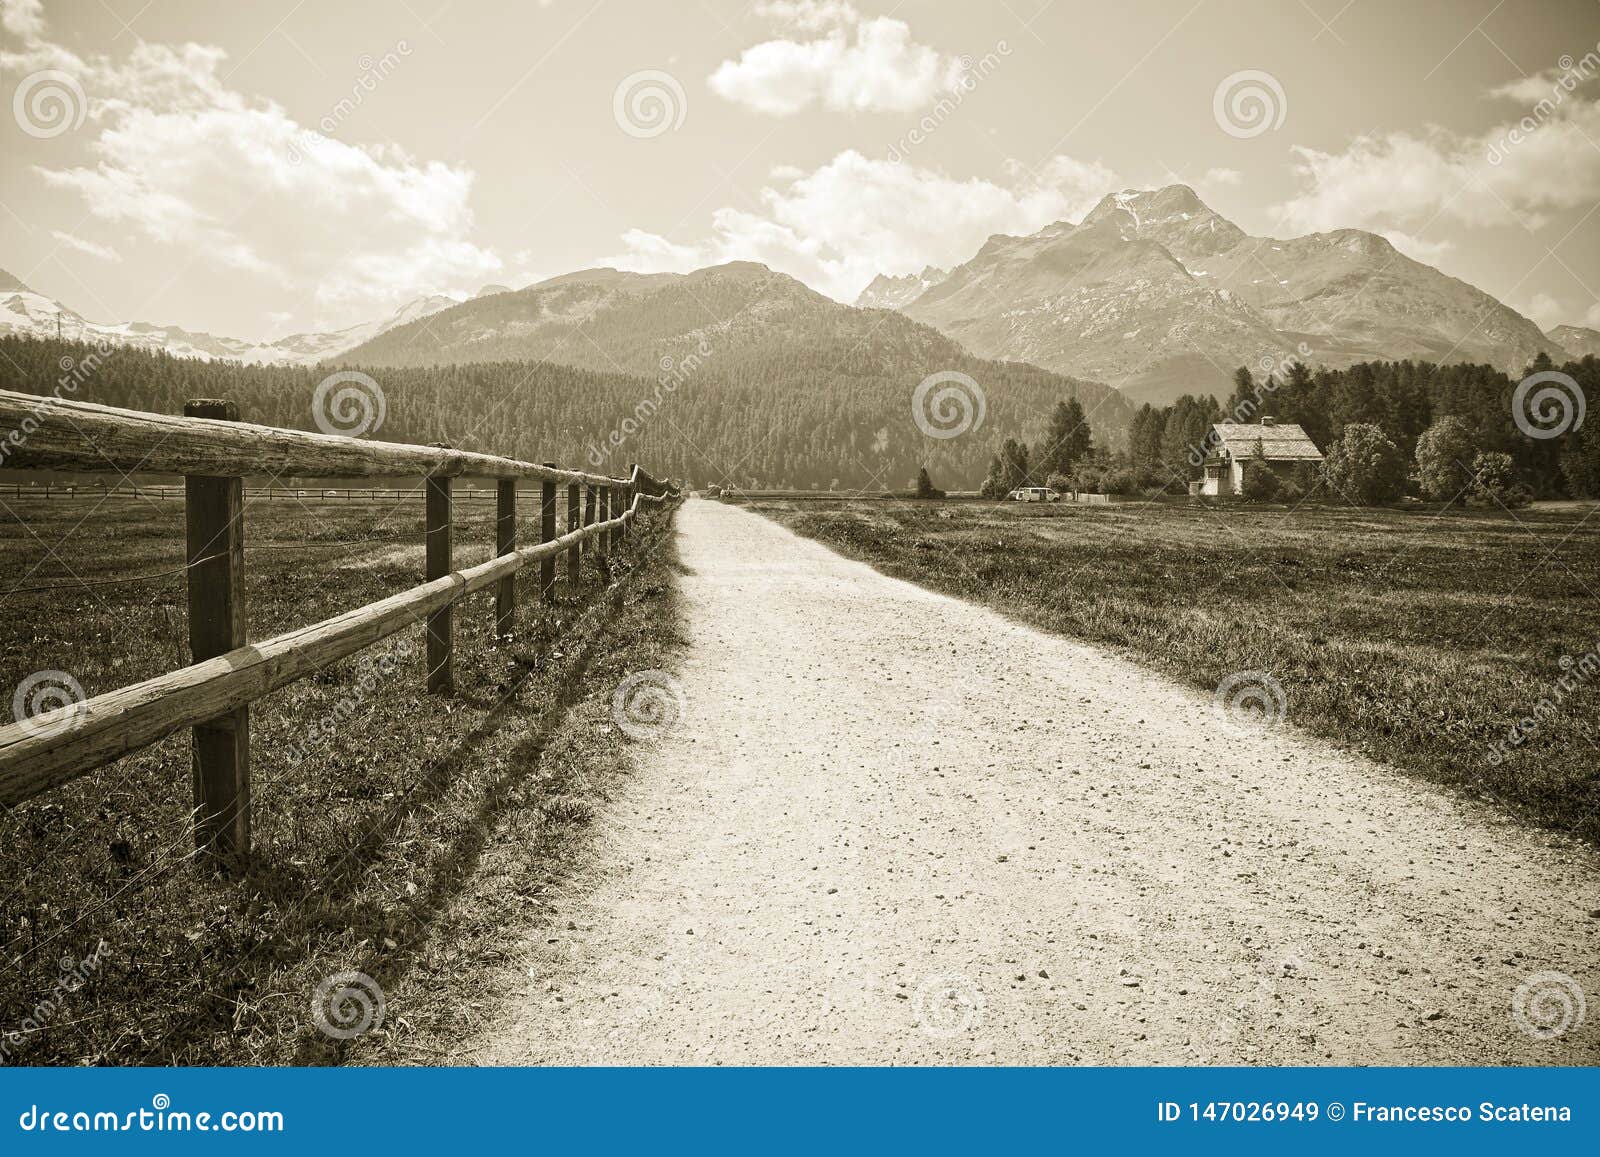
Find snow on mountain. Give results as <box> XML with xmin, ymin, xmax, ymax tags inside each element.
<box><xmin>0</xmin><ymin>268</ymin><xmax>462</xmax><ymax>365</ymax></box>
<box><xmin>853</xmin><ymin>265</ymin><xmax>948</xmax><ymax>310</ymax></box>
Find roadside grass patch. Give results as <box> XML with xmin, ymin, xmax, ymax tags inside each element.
<box><xmin>748</xmin><ymin>497</ymin><xmax>1600</xmax><ymax>845</ymax></box>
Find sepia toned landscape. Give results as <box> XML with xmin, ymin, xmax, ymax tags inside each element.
<box><xmin>1</xmin><ymin>0</ymin><xmax>1597</xmax><ymax>1074</ymax></box>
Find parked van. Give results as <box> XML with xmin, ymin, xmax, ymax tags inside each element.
<box><xmin>1007</xmin><ymin>486</ymin><xmax>1057</xmax><ymax>503</ymax></box>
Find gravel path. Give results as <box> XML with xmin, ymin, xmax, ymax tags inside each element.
<box><xmin>476</xmin><ymin>498</ymin><xmax>1598</xmax><ymax>1065</ymax></box>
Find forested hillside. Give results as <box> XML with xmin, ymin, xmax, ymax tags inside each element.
<box><xmin>0</xmin><ymin>329</ymin><xmax>1125</xmax><ymax>491</ymax></box>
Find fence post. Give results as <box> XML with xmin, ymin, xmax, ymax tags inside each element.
<box><xmin>596</xmin><ymin>484</ymin><xmax>610</xmax><ymax>563</ymax></box>
<box><xmin>566</xmin><ymin>481</ymin><xmax>581</xmax><ymax>589</ymax></box>
<box><xmin>541</xmin><ymin>464</ymin><xmax>558</xmax><ymax>603</ymax></box>
<box><xmin>425</xmin><ymin>472</ymin><xmax>454</xmax><ymax>694</ymax></box>
<box><xmin>183</xmin><ymin>399</ymin><xmax>250</xmax><ymax>872</ymax></box>
<box><xmin>614</xmin><ymin>484</ymin><xmax>625</xmax><ymax>550</ymax></box>
<box><xmin>495</xmin><ymin>478</ymin><xmax>517</xmax><ymax>641</ymax></box>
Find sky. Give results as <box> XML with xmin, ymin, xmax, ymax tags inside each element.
<box><xmin>1</xmin><ymin>0</ymin><xmax>1598</xmax><ymax>342</ymax></box>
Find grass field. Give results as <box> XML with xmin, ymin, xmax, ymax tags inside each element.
<box><xmin>745</xmin><ymin>495</ymin><xmax>1600</xmax><ymax>845</ymax></box>
<box><xmin>0</xmin><ymin>490</ymin><xmax>683</xmax><ymax>1065</ymax></box>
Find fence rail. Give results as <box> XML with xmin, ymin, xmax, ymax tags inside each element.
<box><xmin>0</xmin><ymin>389</ymin><xmax>679</xmax><ymax>871</ymax></box>
<box><xmin>0</xmin><ymin>388</ymin><xmax>622</xmax><ymax>486</ymax></box>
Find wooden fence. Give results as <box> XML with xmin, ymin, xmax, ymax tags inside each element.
<box><xmin>0</xmin><ymin>388</ymin><xmax>678</xmax><ymax>871</ymax></box>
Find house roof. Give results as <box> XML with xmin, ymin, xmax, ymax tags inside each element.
<box><xmin>1209</xmin><ymin>422</ymin><xmax>1323</xmax><ymax>461</ymax></box>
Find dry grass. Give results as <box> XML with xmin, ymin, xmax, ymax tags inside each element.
<box><xmin>747</xmin><ymin>495</ymin><xmax>1600</xmax><ymax>845</ymax></box>
<box><xmin>0</xmin><ymin>490</ymin><xmax>684</xmax><ymax>1065</ymax></box>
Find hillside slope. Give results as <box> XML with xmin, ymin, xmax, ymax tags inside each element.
<box><xmin>342</xmin><ymin>262</ymin><xmax>1133</xmax><ymax>486</ymax></box>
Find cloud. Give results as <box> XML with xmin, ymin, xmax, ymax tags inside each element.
<box><xmin>754</xmin><ymin>0</ymin><xmax>861</xmax><ymax>31</ymax></box>
<box><xmin>2</xmin><ymin>2</ymin><xmax>499</xmax><ymax>332</ymax></box>
<box><xmin>0</xmin><ymin>0</ymin><xmax>44</xmax><ymax>41</ymax></box>
<box><xmin>1380</xmin><ymin>229</ymin><xmax>1453</xmax><ymax>265</ymax></box>
<box><xmin>604</xmin><ymin>149</ymin><xmax>1120</xmax><ymax>302</ymax></box>
<box><xmin>48</xmin><ymin>230</ymin><xmax>121</xmax><ymax>262</ymax></box>
<box><xmin>1520</xmin><ymin>291</ymin><xmax>1564</xmax><ymax>330</ymax></box>
<box><xmin>709</xmin><ymin>6</ymin><xmax>964</xmax><ymax>115</ymax></box>
<box><xmin>1201</xmin><ymin>166</ymin><xmax>1243</xmax><ymax>187</ymax></box>
<box><xmin>1274</xmin><ymin>73</ymin><xmax>1600</xmax><ymax>235</ymax></box>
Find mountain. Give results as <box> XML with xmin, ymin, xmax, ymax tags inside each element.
<box><xmin>0</xmin><ymin>268</ymin><xmax>460</xmax><ymax>365</ymax></box>
<box><xmin>340</xmin><ymin>261</ymin><xmax>1134</xmax><ymax>486</ymax></box>
<box><xmin>854</xmin><ymin>265</ymin><xmax>948</xmax><ymax>310</ymax></box>
<box><xmin>893</xmin><ymin>186</ymin><xmax>1563</xmax><ymax>405</ymax></box>
<box><xmin>1548</xmin><ymin>324</ymin><xmax>1600</xmax><ymax>359</ymax></box>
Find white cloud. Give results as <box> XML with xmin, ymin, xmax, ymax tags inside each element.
<box><xmin>604</xmin><ymin>149</ymin><xmax>1119</xmax><ymax>302</ymax></box>
<box><xmin>709</xmin><ymin>7</ymin><xmax>964</xmax><ymax>115</ymax></box>
<box><xmin>2</xmin><ymin>3</ymin><xmax>499</xmax><ymax>332</ymax></box>
<box><xmin>754</xmin><ymin>0</ymin><xmax>861</xmax><ymax>31</ymax></box>
<box><xmin>0</xmin><ymin>0</ymin><xmax>44</xmax><ymax>41</ymax></box>
<box><xmin>1201</xmin><ymin>166</ymin><xmax>1243</xmax><ymax>187</ymax></box>
<box><xmin>1584</xmin><ymin>302</ymin><xmax>1600</xmax><ymax>329</ymax></box>
<box><xmin>1520</xmin><ymin>291</ymin><xmax>1563</xmax><ymax>330</ymax></box>
<box><xmin>1380</xmin><ymin>229</ymin><xmax>1453</xmax><ymax>265</ymax></box>
<box><xmin>48</xmin><ymin>230</ymin><xmax>121</xmax><ymax>262</ymax></box>
<box><xmin>1274</xmin><ymin>76</ymin><xmax>1600</xmax><ymax>235</ymax></box>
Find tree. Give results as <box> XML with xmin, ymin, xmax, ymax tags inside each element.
<box><xmin>1223</xmin><ymin>366</ymin><xmax>1261</xmax><ymax>422</ymax></box>
<box><xmin>915</xmin><ymin>467</ymin><xmax>944</xmax><ymax>499</ymax></box>
<box><xmin>1321</xmin><ymin>423</ymin><xmax>1407</xmax><ymax>505</ymax></box>
<box><xmin>1035</xmin><ymin>399</ymin><xmax>1092</xmax><ymax>479</ymax></box>
<box><xmin>980</xmin><ymin>440</ymin><xmax>1031</xmax><ymax>497</ymax></box>
<box><xmin>1561</xmin><ymin>427</ymin><xmax>1600</xmax><ymax>498</ymax></box>
<box><xmin>979</xmin><ymin>454</ymin><xmax>1007</xmax><ymax>499</ymax></box>
<box><xmin>1468</xmin><ymin>451</ymin><xmax>1532</xmax><ymax>508</ymax></box>
<box><xmin>1239</xmin><ymin>439</ymin><xmax>1281</xmax><ymax>502</ymax></box>
<box><xmin>1128</xmin><ymin>403</ymin><xmax>1167</xmax><ymax>484</ymax></box>
<box><xmin>1414</xmin><ymin>415</ymin><xmax>1477</xmax><ymax>501</ymax></box>
<box><xmin>1000</xmin><ymin>438</ymin><xmax>1031</xmax><ymax>490</ymax></box>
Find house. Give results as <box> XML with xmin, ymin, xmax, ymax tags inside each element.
<box><xmin>1198</xmin><ymin>417</ymin><xmax>1323</xmax><ymax>497</ymax></box>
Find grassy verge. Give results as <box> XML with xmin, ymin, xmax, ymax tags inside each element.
<box><xmin>743</xmin><ymin>495</ymin><xmax>1600</xmax><ymax>845</ymax></box>
<box><xmin>0</xmin><ymin>492</ymin><xmax>683</xmax><ymax>1065</ymax></box>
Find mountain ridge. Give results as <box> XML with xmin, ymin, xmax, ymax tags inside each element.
<box><xmin>0</xmin><ymin>269</ymin><xmax>464</xmax><ymax>366</ymax></box>
<box><xmin>884</xmin><ymin>185</ymin><xmax>1562</xmax><ymax>405</ymax></box>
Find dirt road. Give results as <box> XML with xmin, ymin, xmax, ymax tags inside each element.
<box><xmin>476</xmin><ymin>498</ymin><xmax>1597</xmax><ymax>1065</ymax></box>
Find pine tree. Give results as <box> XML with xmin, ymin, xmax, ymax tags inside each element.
<box><xmin>1034</xmin><ymin>398</ymin><xmax>1092</xmax><ymax>479</ymax></box>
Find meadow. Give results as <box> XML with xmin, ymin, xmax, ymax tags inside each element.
<box><xmin>0</xmin><ymin>489</ymin><xmax>682</xmax><ymax>1065</ymax></box>
<box><xmin>745</xmin><ymin>495</ymin><xmax>1600</xmax><ymax>845</ymax></box>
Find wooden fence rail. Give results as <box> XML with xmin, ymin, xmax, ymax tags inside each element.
<box><xmin>0</xmin><ymin>389</ymin><xmax>679</xmax><ymax>871</ymax></box>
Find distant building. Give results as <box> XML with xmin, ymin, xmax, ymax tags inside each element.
<box><xmin>1199</xmin><ymin>417</ymin><xmax>1323</xmax><ymax>497</ymax></box>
